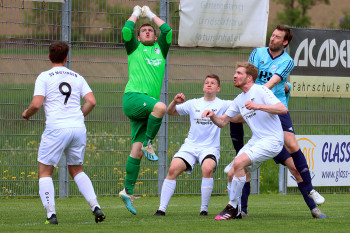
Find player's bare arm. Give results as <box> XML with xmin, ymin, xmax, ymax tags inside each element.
<box><xmin>167</xmin><ymin>93</ymin><xmax>185</xmax><ymax>116</ymax></box>
<box><xmin>245</xmin><ymin>101</ymin><xmax>287</xmax><ymax>115</ymax></box>
<box><xmin>264</xmin><ymin>74</ymin><xmax>281</xmax><ymax>89</ymax></box>
<box><xmin>201</xmin><ymin>110</ymin><xmax>231</xmax><ymax>128</ymax></box>
<box><xmin>230</xmin><ymin>114</ymin><xmax>245</xmax><ymax>123</ymax></box>
<box><xmin>22</xmin><ymin>95</ymin><xmax>44</xmax><ymax>120</ymax></box>
<box><xmin>81</xmin><ymin>92</ymin><xmax>96</xmax><ymax>117</ymax></box>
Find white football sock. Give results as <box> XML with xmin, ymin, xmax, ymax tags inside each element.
<box><xmin>158</xmin><ymin>179</ymin><xmax>176</xmax><ymax>212</ymax></box>
<box><xmin>39</xmin><ymin>177</ymin><xmax>56</xmax><ymax>218</ymax></box>
<box><xmin>200</xmin><ymin>177</ymin><xmax>213</xmax><ymax>212</ymax></box>
<box><xmin>74</xmin><ymin>172</ymin><xmax>100</xmax><ymax>211</ymax></box>
<box><xmin>228</xmin><ymin>175</ymin><xmax>246</xmax><ymax>208</ymax></box>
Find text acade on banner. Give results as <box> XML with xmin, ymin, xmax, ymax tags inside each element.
<box><xmin>289</xmin><ymin>28</ymin><xmax>350</xmax><ymax>98</ymax></box>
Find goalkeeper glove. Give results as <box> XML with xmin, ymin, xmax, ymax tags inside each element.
<box><xmin>132</xmin><ymin>5</ymin><xmax>142</xmax><ymax>18</ymax></box>
<box><xmin>141</xmin><ymin>6</ymin><xmax>156</xmax><ymax>21</ymax></box>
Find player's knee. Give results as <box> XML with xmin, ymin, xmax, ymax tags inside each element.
<box><xmin>285</xmin><ymin>141</ymin><xmax>300</xmax><ymax>154</ymax></box>
<box><xmin>68</xmin><ymin>165</ymin><xmax>83</xmax><ymax>178</ymax></box>
<box><xmin>201</xmin><ymin>155</ymin><xmax>216</xmax><ymax>177</ymax></box>
<box><xmin>167</xmin><ymin>166</ymin><xmax>180</xmax><ymax>179</ymax></box>
<box><xmin>154</xmin><ymin>102</ymin><xmax>166</xmax><ymax>116</ymax></box>
<box><xmin>131</xmin><ymin>150</ymin><xmax>143</xmax><ymax>159</ymax></box>
<box><xmin>201</xmin><ymin>165</ymin><xmax>213</xmax><ymax>178</ymax></box>
<box><xmin>233</xmin><ymin>160</ymin><xmax>244</xmax><ymax>172</ymax></box>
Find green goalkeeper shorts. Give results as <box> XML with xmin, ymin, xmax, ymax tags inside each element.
<box><xmin>123</xmin><ymin>92</ymin><xmax>159</xmax><ymax>143</ymax></box>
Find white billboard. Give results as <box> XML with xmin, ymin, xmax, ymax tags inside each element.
<box><xmin>178</xmin><ymin>0</ymin><xmax>269</xmax><ymax>48</ymax></box>
<box><xmin>287</xmin><ymin>135</ymin><xmax>350</xmax><ymax>187</ymax></box>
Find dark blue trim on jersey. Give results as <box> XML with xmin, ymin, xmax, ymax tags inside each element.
<box><xmin>274</xmin><ymin>73</ymin><xmax>283</xmax><ymax>81</ymax></box>
<box><xmin>249</xmin><ymin>48</ymin><xmax>257</xmax><ymax>63</ymax></box>
<box><xmin>280</xmin><ymin>61</ymin><xmax>294</xmax><ymax>78</ymax></box>
<box><xmin>267</xmin><ymin>48</ymin><xmax>285</xmax><ymax>60</ymax></box>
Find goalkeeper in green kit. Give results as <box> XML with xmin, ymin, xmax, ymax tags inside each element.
<box><xmin>119</xmin><ymin>5</ymin><xmax>172</xmax><ymax>215</ymax></box>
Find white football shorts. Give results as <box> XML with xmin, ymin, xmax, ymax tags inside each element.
<box><xmin>173</xmin><ymin>143</ymin><xmax>220</xmax><ymax>174</ymax></box>
<box><xmin>38</xmin><ymin>127</ymin><xmax>87</xmax><ymax>167</ymax></box>
<box><xmin>227</xmin><ymin>137</ymin><xmax>283</xmax><ymax>173</ymax></box>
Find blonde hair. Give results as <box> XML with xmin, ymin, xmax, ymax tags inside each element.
<box><xmin>236</xmin><ymin>62</ymin><xmax>258</xmax><ymax>82</ymax></box>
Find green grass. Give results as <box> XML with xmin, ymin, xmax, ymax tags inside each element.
<box><xmin>0</xmin><ymin>194</ymin><xmax>349</xmax><ymax>233</ymax></box>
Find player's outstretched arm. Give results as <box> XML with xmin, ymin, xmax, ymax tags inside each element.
<box><xmin>230</xmin><ymin>114</ymin><xmax>245</xmax><ymax>123</ymax></box>
<box><xmin>81</xmin><ymin>92</ymin><xmax>96</xmax><ymax>117</ymax></box>
<box><xmin>22</xmin><ymin>95</ymin><xmax>44</xmax><ymax>120</ymax></box>
<box><xmin>141</xmin><ymin>6</ymin><xmax>165</xmax><ymax>28</ymax></box>
<box><xmin>245</xmin><ymin>101</ymin><xmax>287</xmax><ymax>115</ymax></box>
<box><xmin>264</xmin><ymin>74</ymin><xmax>281</xmax><ymax>90</ymax></box>
<box><xmin>167</xmin><ymin>93</ymin><xmax>185</xmax><ymax>116</ymax></box>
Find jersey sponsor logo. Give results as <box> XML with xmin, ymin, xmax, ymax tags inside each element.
<box><xmin>195</xmin><ymin>118</ymin><xmax>213</xmax><ymax>125</ymax></box>
<box><xmin>143</xmin><ymin>102</ymin><xmax>147</xmax><ymax>106</ymax></box>
<box><xmin>154</xmin><ymin>48</ymin><xmax>160</xmax><ymax>54</ymax></box>
<box><xmin>145</xmin><ymin>58</ymin><xmax>162</xmax><ymax>66</ymax></box>
<box><xmin>244</xmin><ymin>111</ymin><xmax>256</xmax><ymax>119</ymax></box>
<box><xmin>258</xmin><ymin>70</ymin><xmax>273</xmax><ymax>82</ymax></box>
<box><xmin>271</xmin><ymin>65</ymin><xmax>277</xmax><ymax>72</ymax></box>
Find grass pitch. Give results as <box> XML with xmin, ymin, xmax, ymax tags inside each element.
<box><xmin>0</xmin><ymin>193</ymin><xmax>349</xmax><ymax>233</ymax></box>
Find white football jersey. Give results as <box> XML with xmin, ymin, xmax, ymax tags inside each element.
<box><xmin>176</xmin><ymin>97</ymin><xmax>232</xmax><ymax>149</ymax></box>
<box><xmin>225</xmin><ymin>84</ymin><xmax>283</xmax><ymax>142</ymax></box>
<box><xmin>33</xmin><ymin>66</ymin><xmax>92</xmax><ymax>129</ymax></box>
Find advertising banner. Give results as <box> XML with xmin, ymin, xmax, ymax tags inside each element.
<box><xmin>289</xmin><ymin>28</ymin><xmax>350</xmax><ymax>98</ymax></box>
<box><xmin>178</xmin><ymin>0</ymin><xmax>269</xmax><ymax>48</ymax></box>
<box><xmin>287</xmin><ymin>135</ymin><xmax>350</xmax><ymax>187</ymax></box>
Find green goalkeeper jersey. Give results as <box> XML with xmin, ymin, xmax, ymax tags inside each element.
<box><xmin>122</xmin><ymin>21</ymin><xmax>172</xmax><ymax>99</ymax></box>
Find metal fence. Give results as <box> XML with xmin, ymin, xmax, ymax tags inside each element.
<box><xmin>1</xmin><ymin>0</ymin><xmax>348</xmax><ymax>197</ymax></box>
<box><xmin>0</xmin><ymin>0</ymin><xmax>250</xmax><ymax>197</ymax></box>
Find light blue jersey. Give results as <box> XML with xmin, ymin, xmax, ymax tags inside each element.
<box><xmin>285</xmin><ymin>81</ymin><xmax>292</xmax><ymax>105</ymax></box>
<box><xmin>249</xmin><ymin>47</ymin><xmax>294</xmax><ymax>109</ymax></box>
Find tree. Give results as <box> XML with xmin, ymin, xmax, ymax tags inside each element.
<box><xmin>274</xmin><ymin>0</ymin><xmax>330</xmax><ymax>27</ymax></box>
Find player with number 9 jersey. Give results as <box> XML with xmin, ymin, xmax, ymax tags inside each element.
<box><xmin>34</xmin><ymin>66</ymin><xmax>92</xmax><ymax>129</ymax></box>
<box><xmin>22</xmin><ymin>41</ymin><xmax>105</xmax><ymax>224</ymax></box>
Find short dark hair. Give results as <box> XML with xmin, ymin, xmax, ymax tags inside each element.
<box><xmin>275</xmin><ymin>24</ymin><xmax>293</xmax><ymax>48</ymax></box>
<box><xmin>49</xmin><ymin>41</ymin><xmax>69</xmax><ymax>63</ymax></box>
<box><xmin>138</xmin><ymin>23</ymin><xmax>156</xmax><ymax>37</ymax></box>
<box><xmin>205</xmin><ymin>74</ymin><xmax>220</xmax><ymax>87</ymax></box>
<box><xmin>236</xmin><ymin>62</ymin><xmax>258</xmax><ymax>82</ymax></box>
